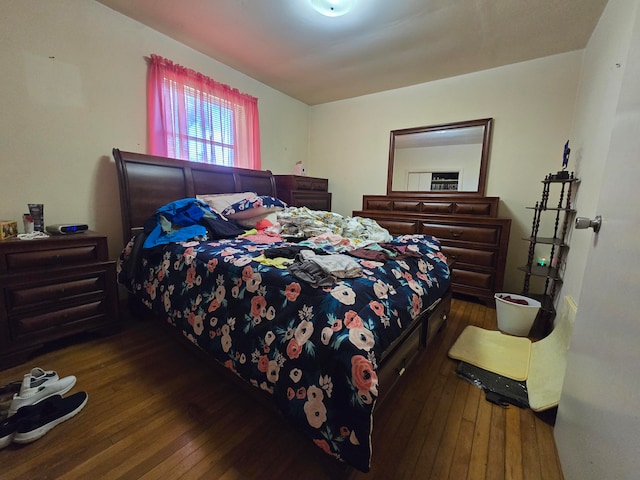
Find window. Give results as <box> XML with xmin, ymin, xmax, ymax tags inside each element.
<box><xmin>147</xmin><ymin>54</ymin><xmax>261</xmax><ymax>169</ymax></box>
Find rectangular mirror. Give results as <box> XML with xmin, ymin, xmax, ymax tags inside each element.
<box><xmin>387</xmin><ymin>118</ymin><xmax>493</xmax><ymax>197</ymax></box>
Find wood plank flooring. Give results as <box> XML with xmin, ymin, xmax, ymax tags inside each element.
<box><xmin>0</xmin><ymin>298</ymin><xmax>564</xmax><ymax>479</ymax></box>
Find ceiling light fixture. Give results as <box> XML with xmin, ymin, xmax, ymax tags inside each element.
<box><xmin>309</xmin><ymin>0</ymin><xmax>357</xmax><ymax>17</ymax></box>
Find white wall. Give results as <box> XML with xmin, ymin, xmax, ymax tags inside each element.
<box><xmin>0</xmin><ymin>0</ymin><xmax>309</xmax><ymax>259</ymax></box>
<box><xmin>309</xmin><ymin>54</ymin><xmax>582</xmax><ymax>293</ymax></box>
<box><xmin>560</xmin><ymin>0</ymin><xmax>636</xmax><ymax>303</ymax></box>
<box><xmin>554</xmin><ymin>0</ymin><xmax>640</xmax><ymax>477</ymax></box>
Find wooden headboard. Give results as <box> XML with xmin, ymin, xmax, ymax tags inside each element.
<box><xmin>113</xmin><ymin>148</ymin><xmax>277</xmax><ymax>245</ymax></box>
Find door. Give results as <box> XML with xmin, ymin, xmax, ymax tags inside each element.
<box><xmin>553</xmin><ymin>4</ymin><xmax>640</xmax><ymax>478</ymax></box>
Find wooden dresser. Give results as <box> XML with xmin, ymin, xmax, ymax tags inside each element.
<box><xmin>274</xmin><ymin>175</ymin><xmax>332</xmax><ymax>211</ymax></box>
<box><xmin>0</xmin><ymin>232</ymin><xmax>120</xmax><ymax>368</ymax></box>
<box><xmin>354</xmin><ymin>195</ymin><xmax>511</xmax><ymax>306</ymax></box>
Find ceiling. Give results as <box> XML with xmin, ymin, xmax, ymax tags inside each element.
<box><xmin>96</xmin><ymin>0</ymin><xmax>608</xmax><ymax>105</ymax></box>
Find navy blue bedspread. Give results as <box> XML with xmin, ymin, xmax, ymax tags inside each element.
<box><xmin>118</xmin><ymin>234</ymin><xmax>450</xmax><ymax>472</ymax></box>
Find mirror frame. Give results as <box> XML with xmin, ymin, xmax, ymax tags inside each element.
<box><xmin>387</xmin><ymin>117</ymin><xmax>493</xmax><ymax>197</ymax></box>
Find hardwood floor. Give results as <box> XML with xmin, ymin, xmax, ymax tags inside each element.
<box><xmin>0</xmin><ymin>298</ymin><xmax>564</xmax><ymax>479</ymax></box>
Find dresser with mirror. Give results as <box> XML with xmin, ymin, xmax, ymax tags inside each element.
<box><xmin>353</xmin><ymin>118</ymin><xmax>511</xmax><ymax>306</ymax></box>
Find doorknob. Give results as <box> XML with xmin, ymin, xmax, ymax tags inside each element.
<box><xmin>575</xmin><ymin>215</ymin><xmax>602</xmax><ymax>233</ymax></box>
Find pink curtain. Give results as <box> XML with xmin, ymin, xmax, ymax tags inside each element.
<box><xmin>147</xmin><ymin>54</ymin><xmax>261</xmax><ymax>170</ymax></box>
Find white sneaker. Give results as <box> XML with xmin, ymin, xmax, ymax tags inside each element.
<box><xmin>27</xmin><ymin>367</ymin><xmax>59</xmax><ymax>388</ymax></box>
<box><xmin>7</xmin><ymin>375</ymin><xmax>76</xmax><ymax>417</ymax></box>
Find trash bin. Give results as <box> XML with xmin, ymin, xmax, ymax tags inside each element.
<box><xmin>494</xmin><ymin>293</ymin><xmax>541</xmax><ymax>336</ymax></box>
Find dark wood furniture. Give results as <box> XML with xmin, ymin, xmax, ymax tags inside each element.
<box><xmin>354</xmin><ymin>196</ymin><xmax>510</xmax><ymax>306</ymax></box>
<box><xmin>113</xmin><ymin>148</ymin><xmax>451</xmax><ymax>408</ymax></box>
<box><xmin>520</xmin><ymin>173</ymin><xmax>579</xmax><ymax>336</ymax></box>
<box><xmin>274</xmin><ymin>174</ymin><xmax>332</xmax><ymax>210</ymax></box>
<box><xmin>0</xmin><ymin>231</ymin><xmax>120</xmax><ymax>368</ymax></box>
<box><xmin>355</xmin><ymin>118</ymin><xmax>512</xmax><ymax>306</ymax></box>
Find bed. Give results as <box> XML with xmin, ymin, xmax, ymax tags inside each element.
<box><xmin>113</xmin><ymin>148</ymin><xmax>451</xmax><ymax>472</ymax></box>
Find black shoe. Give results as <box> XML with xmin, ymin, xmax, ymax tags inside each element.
<box><xmin>12</xmin><ymin>392</ymin><xmax>88</xmax><ymax>444</ymax></box>
<box><xmin>0</xmin><ymin>404</ymin><xmax>32</xmax><ymax>449</ymax></box>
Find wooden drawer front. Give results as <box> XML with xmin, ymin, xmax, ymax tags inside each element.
<box><xmin>286</xmin><ymin>176</ymin><xmax>328</xmax><ymax>191</ymax></box>
<box><xmin>374</xmin><ymin>219</ymin><xmax>420</xmax><ymax>235</ymax></box>
<box><xmin>393</xmin><ymin>201</ymin><xmax>421</xmax><ymax>212</ymax></box>
<box><xmin>378</xmin><ymin>324</ymin><xmax>421</xmax><ymax>402</ymax></box>
<box><xmin>441</xmin><ymin>246</ymin><xmax>496</xmax><ymax>269</ymax></box>
<box><xmin>451</xmin><ymin>268</ymin><xmax>494</xmax><ymax>289</ymax></box>
<box><xmin>454</xmin><ymin>203</ymin><xmax>492</xmax><ymax>216</ymax></box>
<box><xmin>6</xmin><ymin>246</ymin><xmax>99</xmax><ymax>270</ymax></box>
<box><xmin>424</xmin><ymin>292</ymin><xmax>451</xmax><ymax>345</ymax></box>
<box><xmin>12</xmin><ymin>300</ymin><xmax>106</xmax><ymax>338</ymax></box>
<box><xmin>290</xmin><ymin>192</ymin><xmax>332</xmax><ymax>211</ymax></box>
<box><xmin>7</xmin><ymin>274</ymin><xmax>106</xmax><ymax>314</ymax></box>
<box><xmin>422</xmin><ymin>202</ymin><xmax>454</xmax><ymax>214</ymax></box>
<box><xmin>310</xmin><ymin>178</ymin><xmax>328</xmax><ymax>191</ymax></box>
<box><xmin>421</xmin><ymin>223</ymin><xmax>499</xmax><ymax>244</ymax></box>
<box><xmin>297</xmin><ymin>178</ymin><xmax>327</xmax><ymax>191</ymax></box>
<box><xmin>364</xmin><ymin>199</ymin><xmax>392</xmax><ymax>210</ymax></box>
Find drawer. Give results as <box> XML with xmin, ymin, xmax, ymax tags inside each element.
<box><xmin>378</xmin><ymin>322</ymin><xmax>421</xmax><ymax>402</ymax></box>
<box><xmin>11</xmin><ymin>300</ymin><xmax>106</xmax><ymax>339</ymax></box>
<box><xmin>421</xmin><ymin>202</ymin><xmax>454</xmax><ymax>214</ymax></box>
<box><xmin>275</xmin><ymin>175</ymin><xmax>328</xmax><ymax>192</ymax></box>
<box><xmin>6</xmin><ymin>272</ymin><xmax>108</xmax><ymax>314</ymax></box>
<box><xmin>441</xmin><ymin>246</ymin><xmax>496</xmax><ymax>268</ymax></box>
<box><xmin>373</xmin><ymin>218</ymin><xmax>420</xmax><ymax>235</ymax></box>
<box><xmin>424</xmin><ymin>292</ymin><xmax>451</xmax><ymax>346</ymax></box>
<box><xmin>293</xmin><ymin>177</ymin><xmax>327</xmax><ymax>191</ymax></box>
<box><xmin>421</xmin><ymin>222</ymin><xmax>500</xmax><ymax>244</ymax></box>
<box><xmin>393</xmin><ymin>201</ymin><xmax>421</xmax><ymax>212</ymax></box>
<box><xmin>454</xmin><ymin>202</ymin><xmax>492</xmax><ymax>216</ymax></box>
<box><xmin>364</xmin><ymin>199</ymin><xmax>393</xmax><ymax>210</ymax></box>
<box><xmin>309</xmin><ymin>178</ymin><xmax>329</xmax><ymax>191</ymax></box>
<box><xmin>5</xmin><ymin>245</ymin><xmax>100</xmax><ymax>270</ymax></box>
<box><xmin>290</xmin><ymin>191</ymin><xmax>332</xmax><ymax>211</ymax></box>
<box><xmin>451</xmin><ymin>268</ymin><xmax>494</xmax><ymax>289</ymax></box>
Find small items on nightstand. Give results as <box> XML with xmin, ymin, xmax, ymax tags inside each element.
<box><xmin>0</xmin><ymin>221</ymin><xmax>18</xmax><ymax>241</ymax></box>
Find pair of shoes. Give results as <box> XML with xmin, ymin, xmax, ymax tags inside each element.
<box><xmin>1</xmin><ymin>367</ymin><xmax>56</xmax><ymax>400</ymax></box>
<box><xmin>0</xmin><ymin>392</ymin><xmax>88</xmax><ymax>448</ymax></box>
<box><xmin>8</xmin><ymin>372</ymin><xmax>76</xmax><ymax>417</ymax></box>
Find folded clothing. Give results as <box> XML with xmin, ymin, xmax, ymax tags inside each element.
<box><xmin>288</xmin><ymin>250</ymin><xmax>363</xmax><ymax>287</ymax></box>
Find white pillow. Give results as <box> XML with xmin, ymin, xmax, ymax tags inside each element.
<box><xmin>196</xmin><ymin>192</ymin><xmax>257</xmax><ymax>214</ymax></box>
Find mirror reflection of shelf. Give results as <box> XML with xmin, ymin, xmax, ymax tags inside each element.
<box><xmin>430</xmin><ymin>172</ymin><xmax>459</xmax><ymax>191</ymax></box>
<box><xmin>407</xmin><ymin>171</ymin><xmax>459</xmax><ymax>191</ymax></box>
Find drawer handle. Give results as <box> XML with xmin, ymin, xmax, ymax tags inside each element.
<box><xmin>397</xmin><ymin>366</ymin><xmax>406</xmax><ymax>376</ymax></box>
<box><xmin>450</xmin><ymin>230</ymin><xmax>463</xmax><ymax>238</ymax></box>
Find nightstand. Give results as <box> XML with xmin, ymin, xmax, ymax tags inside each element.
<box><xmin>274</xmin><ymin>175</ymin><xmax>332</xmax><ymax>211</ymax></box>
<box><xmin>0</xmin><ymin>231</ymin><xmax>120</xmax><ymax>368</ymax></box>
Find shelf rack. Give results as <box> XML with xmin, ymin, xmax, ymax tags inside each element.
<box><xmin>519</xmin><ymin>172</ymin><xmax>579</xmax><ymax>337</ymax></box>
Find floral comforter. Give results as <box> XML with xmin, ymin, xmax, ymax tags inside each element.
<box><xmin>117</xmin><ymin>234</ymin><xmax>450</xmax><ymax>472</ymax></box>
